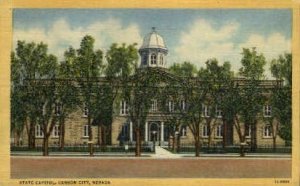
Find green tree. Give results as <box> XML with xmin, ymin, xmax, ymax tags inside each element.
<box><xmin>270</xmin><ymin>53</ymin><xmax>292</xmax><ymax>145</ymax></box>
<box><xmin>104</xmin><ymin>43</ymin><xmax>138</xmax><ymax>148</ymax></box>
<box><xmin>73</xmin><ymin>35</ymin><xmax>104</xmax><ymax>156</ymax></box>
<box><xmin>169</xmin><ymin>61</ymin><xmax>197</xmax><ymax>77</ymax></box>
<box><xmin>56</xmin><ymin>47</ymin><xmax>79</xmax><ymax>150</ymax></box>
<box><xmin>238</xmin><ymin>48</ymin><xmax>266</xmax><ymax>152</ymax></box>
<box><xmin>198</xmin><ymin>59</ymin><xmax>234</xmax><ymax>149</ymax></box>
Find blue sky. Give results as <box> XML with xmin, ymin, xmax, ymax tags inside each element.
<box><xmin>13</xmin><ymin>9</ymin><xmax>291</xmax><ymax>78</ymax></box>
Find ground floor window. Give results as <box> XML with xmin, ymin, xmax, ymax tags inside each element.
<box><xmin>181</xmin><ymin>125</ymin><xmax>187</xmax><ymax>137</ymax></box>
<box><xmin>202</xmin><ymin>125</ymin><xmax>208</xmax><ymax>137</ymax></box>
<box><xmin>216</xmin><ymin>125</ymin><xmax>222</xmax><ymax>137</ymax></box>
<box><xmin>263</xmin><ymin>125</ymin><xmax>272</xmax><ymax>137</ymax></box>
<box><xmin>83</xmin><ymin>125</ymin><xmax>89</xmax><ymax>137</ymax></box>
<box><xmin>35</xmin><ymin>124</ymin><xmax>44</xmax><ymax>138</ymax></box>
<box><xmin>52</xmin><ymin>125</ymin><xmax>60</xmax><ymax>137</ymax></box>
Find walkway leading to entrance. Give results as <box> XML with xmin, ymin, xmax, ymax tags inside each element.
<box><xmin>151</xmin><ymin>146</ymin><xmax>181</xmax><ymax>158</ymax></box>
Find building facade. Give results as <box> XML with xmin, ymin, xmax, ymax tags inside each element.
<box><xmin>18</xmin><ymin>28</ymin><xmax>286</xmax><ymax>148</ymax></box>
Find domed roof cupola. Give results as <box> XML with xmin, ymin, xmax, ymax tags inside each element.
<box><xmin>139</xmin><ymin>27</ymin><xmax>168</xmax><ymax>68</ymax></box>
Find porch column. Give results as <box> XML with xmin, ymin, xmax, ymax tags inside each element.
<box><xmin>129</xmin><ymin>121</ymin><xmax>133</xmax><ymax>142</ymax></box>
<box><xmin>145</xmin><ymin>121</ymin><xmax>148</xmax><ymax>142</ymax></box>
<box><xmin>160</xmin><ymin>121</ymin><xmax>164</xmax><ymax>145</ymax></box>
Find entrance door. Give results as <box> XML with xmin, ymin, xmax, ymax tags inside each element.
<box><xmin>149</xmin><ymin>122</ymin><xmax>159</xmax><ymax>144</ymax></box>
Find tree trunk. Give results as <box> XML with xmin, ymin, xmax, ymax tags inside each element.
<box><xmin>97</xmin><ymin>125</ymin><xmax>101</xmax><ymax>146</ymax></box>
<box><xmin>43</xmin><ymin>135</ymin><xmax>49</xmax><ymax>156</ymax></box>
<box><xmin>195</xmin><ymin>137</ymin><xmax>200</xmax><ymax>157</ymax></box>
<box><xmin>135</xmin><ymin>128</ymin><xmax>141</xmax><ymax>157</ymax></box>
<box><xmin>177</xmin><ymin>135</ymin><xmax>181</xmax><ymax>153</ymax></box>
<box><xmin>88</xmin><ymin>116</ymin><xmax>94</xmax><ymax>156</ymax></box>
<box><xmin>59</xmin><ymin>117</ymin><xmax>65</xmax><ymax>151</ymax></box>
<box><xmin>250</xmin><ymin>124</ymin><xmax>257</xmax><ymax>152</ymax></box>
<box><xmin>28</xmin><ymin>122</ymin><xmax>36</xmax><ymax>149</ymax></box>
<box><xmin>272</xmin><ymin>137</ymin><xmax>277</xmax><ymax>152</ymax></box>
<box><xmin>222</xmin><ymin>119</ymin><xmax>227</xmax><ymax>149</ymax></box>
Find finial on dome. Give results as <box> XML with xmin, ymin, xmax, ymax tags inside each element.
<box><xmin>152</xmin><ymin>27</ymin><xmax>156</xmax><ymax>32</ymax></box>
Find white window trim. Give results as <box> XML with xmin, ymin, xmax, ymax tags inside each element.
<box><xmin>168</xmin><ymin>101</ymin><xmax>175</xmax><ymax>112</ymax></box>
<box><xmin>83</xmin><ymin>105</ymin><xmax>89</xmax><ymax>117</ymax></box>
<box><xmin>181</xmin><ymin>125</ymin><xmax>187</xmax><ymax>137</ymax></box>
<box><xmin>35</xmin><ymin>124</ymin><xmax>44</xmax><ymax>138</ymax></box>
<box><xmin>215</xmin><ymin>125</ymin><xmax>223</xmax><ymax>138</ymax></box>
<box><xmin>202</xmin><ymin>104</ymin><xmax>210</xmax><ymax>118</ymax></box>
<box><xmin>83</xmin><ymin>125</ymin><xmax>89</xmax><ymax>138</ymax></box>
<box><xmin>55</xmin><ymin>102</ymin><xmax>62</xmax><ymax>116</ymax></box>
<box><xmin>202</xmin><ymin>125</ymin><xmax>209</xmax><ymax>138</ymax></box>
<box><xmin>120</xmin><ymin>100</ymin><xmax>128</xmax><ymax>115</ymax></box>
<box><xmin>150</xmin><ymin>53</ymin><xmax>157</xmax><ymax>65</ymax></box>
<box><xmin>245</xmin><ymin>126</ymin><xmax>251</xmax><ymax>138</ymax></box>
<box><xmin>263</xmin><ymin>125</ymin><xmax>272</xmax><ymax>138</ymax></box>
<box><xmin>151</xmin><ymin>99</ymin><xmax>158</xmax><ymax>112</ymax></box>
<box><xmin>263</xmin><ymin>105</ymin><xmax>272</xmax><ymax>118</ymax></box>
<box><xmin>215</xmin><ymin>105</ymin><xmax>222</xmax><ymax>118</ymax></box>
<box><xmin>52</xmin><ymin>125</ymin><xmax>60</xmax><ymax>138</ymax></box>
<box><xmin>180</xmin><ymin>100</ymin><xmax>186</xmax><ymax>111</ymax></box>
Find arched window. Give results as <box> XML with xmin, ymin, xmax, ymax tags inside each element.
<box><xmin>160</xmin><ymin>55</ymin><xmax>164</xmax><ymax>65</ymax></box>
<box><xmin>150</xmin><ymin>54</ymin><xmax>157</xmax><ymax>65</ymax></box>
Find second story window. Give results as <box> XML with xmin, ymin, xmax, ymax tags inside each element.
<box><xmin>264</xmin><ymin>105</ymin><xmax>272</xmax><ymax>117</ymax></box>
<box><xmin>151</xmin><ymin>99</ymin><xmax>158</xmax><ymax>112</ymax></box>
<box><xmin>83</xmin><ymin>105</ymin><xmax>89</xmax><ymax>117</ymax></box>
<box><xmin>150</xmin><ymin>54</ymin><xmax>157</xmax><ymax>65</ymax></box>
<box><xmin>55</xmin><ymin>102</ymin><xmax>62</xmax><ymax>116</ymax></box>
<box><xmin>215</xmin><ymin>105</ymin><xmax>222</xmax><ymax>118</ymax></box>
<box><xmin>120</xmin><ymin>100</ymin><xmax>128</xmax><ymax>115</ymax></box>
<box><xmin>180</xmin><ymin>100</ymin><xmax>186</xmax><ymax>111</ymax></box>
<box><xmin>202</xmin><ymin>104</ymin><xmax>210</xmax><ymax>118</ymax></box>
<box><xmin>168</xmin><ymin>101</ymin><xmax>175</xmax><ymax>112</ymax></box>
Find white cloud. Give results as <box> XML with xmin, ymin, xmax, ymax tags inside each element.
<box><xmin>173</xmin><ymin>18</ymin><xmax>291</xmax><ymax>78</ymax></box>
<box><xmin>13</xmin><ymin>18</ymin><xmax>143</xmax><ymax>61</ymax></box>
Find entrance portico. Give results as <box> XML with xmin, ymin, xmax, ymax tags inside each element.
<box><xmin>144</xmin><ymin>121</ymin><xmax>165</xmax><ymax>146</ymax></box>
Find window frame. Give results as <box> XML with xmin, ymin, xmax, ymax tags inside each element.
<box><xmin>120</xmin><ymin>100</ymin><xmax>129</xmax><ymax>115</ymax></box>
<box><xmin>151</xmin><ymin>99</ymin><xmax>158</xmax><ymax>112</ymax></box>
<box><xmin>52</xmin><ymin>124</ymin><xmax>60</xmax><ymax>138</ymax></box>
<box><xmin>202</xmin><ymin>125</ymin><xmax>209</xmax><ymax>138</ymax></box>
<box><xmin>202</xmin><ymin>104</ymin><xmax>210</xmax><ymax>118</ymax></box>
<box><xmin>216</xmin><ymin>125</ymin><xmax>223</xmax><ymax>138</ymax></box>
<box><xmin>263</xmin><ymin>125</ymin><xmax>272</xmax><ymax>138</ymax></box>
<box><xmin>150</xmin><ymin>53</ymin><xmax>157</xmax><ymax>65</ymax></box>
<box><xmin>83</xmin><ymin>125</ymin><xmax>89</xmax><ymax>138</ymax></box>
<box><xmin>263</xmin><ymin>105</ymin><xmax>272</xmax><ymax>117</ymax></box>
<box><xmin>35</xmin><ymin>124</ymin><xmax>44</xmax><ymax>138</ymax></box>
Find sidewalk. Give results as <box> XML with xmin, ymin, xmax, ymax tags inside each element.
<box><xmin>150</xmin><ymin>146</ymin><xmax>181</xmax><ymax>158</ymax></box>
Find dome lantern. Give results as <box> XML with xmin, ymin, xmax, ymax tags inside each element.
<box><xmin>139</xmin><ymin>27</ymin><xmax>168</xmax><ymax>68</ymax></box>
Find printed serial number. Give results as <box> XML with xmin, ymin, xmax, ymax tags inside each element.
<box><xmin>275</xmin><ymin>180</ymin><xmax>290</xmax><ymax>184</ymax></box>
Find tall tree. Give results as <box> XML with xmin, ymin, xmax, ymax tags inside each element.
<box><xmin>238</xmin><ymin>48</ymin><xmax>266</xmax><ymax>152</ymax></box>
<box><xmin>270</xmin><ymin>53</ymin><xmax>292</xmax><ymax>145</ymax></box>
<box><xmin>73</xmin><ymin>35</ymin><xmax>104</xmax><ymax>156</ymax></box>
<box><xmin>103</xmin><ymin>43</ymin><xmax>138</xmax><ymax>148</ymax></box>
<box><xmin>56</xmin><ymin>47</ymin><xmax>79</xmax><ymax>150</ymax></box>
<box><xmin>169</xmin><ymin>61</ymin><xmax>197</xmax><ymax>77</ymax></box>
<box><xmin>198</xmin><ymin>59</ymin><xmax>234</xmax><ymax>149</ymax></box>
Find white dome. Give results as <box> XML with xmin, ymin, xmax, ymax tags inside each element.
<box><xmin>140</xmin><ymin>27</ymin><xmax>167</xmax><ymax>50</ymax></box>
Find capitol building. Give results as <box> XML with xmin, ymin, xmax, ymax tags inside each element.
<box><xmin>18</xmin><ymin>27</ymin><xmax>286</xmax><ymax>149</ymax></box>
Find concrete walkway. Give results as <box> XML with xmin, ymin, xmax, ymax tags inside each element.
<box><xmin>150</xmin><ymin>146</ymin><xmax>181</xmax><ymax>158</ymax></box>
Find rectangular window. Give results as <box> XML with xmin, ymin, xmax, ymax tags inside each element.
<box><xmin>83</xmin><ymin>125</ymin><xmax>89</xmax><ymax>137</ymax></box>
<box><xmin>120</xmin><ymin>100</ymin><xmax>128</xmax><ymax>115</ymax></box>
<box><xmin>202</xmin><ymin>125</ymin><xmax>208</xmax><ymax>137</ymax></box>
<box><xmin>55</xmin><ymin>102</ymin><xmax>62</xmax><ymax>116</ymax></box>
<box><xmin>263</xmin><ymin>125</ymin><xmax>272</xmax><ymax>137</ymax></box>
<box><xmin>168</xmin><ymin>101</ymin><xmax>175</xmax><ymax>112</ymax></box>
<box><xmin>151</xmin><ymin>99</ymin><xmax>158</xmax><ymax>112</ymax></box>
<box><xmin>83</xmin><ymin>105</ymin><xmax>89</xmax><ymax>117</ymax></box>
<box><xmin>202</xmin><ymin>104</ymin><xmax>210</xmax><ymax>117</ymax></box>
<box><xmin>35</xmin><ymin>124</ymin><xmax>44</xmax><ymax>138</ymax></box>
<box><xmin>52</xmin><ymin>125</ymin><xmax>60</xmax><ymax>137</ymax></box>
<box><xmin>245</xmin><ymin>125</ymin><xmax>251</xmax><ymax>138</ymax></box>
<box><xmin>215</xmin><ymin>105</ymin><xmax>222</xmax><ymax>118</ymax></box>
<box><xmin>181</xmin><ymin>125</ymin><xmax>187</xmax><ymax>137</ymax></box>
<box><xmin>180</xmin><ymin>100</ymin><xmax>186</xmax><ymax>111</ymax></box>
<box><xmin>264</xmin><ymin>105</ymin><xmax>272</xmax><ymax>117</ymax></box>
<box><xmin>216</xmin><ymin>125</ymin><xmax>223</xmax><ymax>137</ymax></box>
